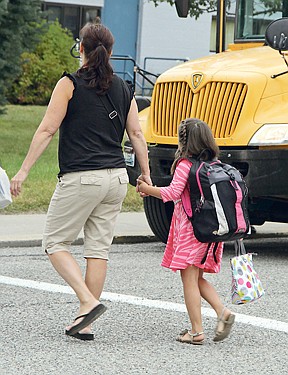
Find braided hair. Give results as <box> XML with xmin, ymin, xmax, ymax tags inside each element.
<box><xmin>170</xmin><ymin>118</ymin><xmax>220</xmax><ymax>174</ymax></box>
<box><xmin>77</xmin><ymin>19</ymin><xmax>114</xmax><ymax>94</ymax></box>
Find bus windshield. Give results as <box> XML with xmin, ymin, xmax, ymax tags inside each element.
<box><xmin>235</xmin><ymin>0</ymin><xmax>288</xmax><ymax>41</ymax></box>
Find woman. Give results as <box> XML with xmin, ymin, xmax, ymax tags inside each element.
<box><xmin>10</xmin><ymin>21</ymin><xmax>151</xmax><ymax>340</ymax></box>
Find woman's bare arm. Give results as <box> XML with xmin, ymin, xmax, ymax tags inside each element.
<box><xmin>125</xmin><ymin>98</ymin><xmax>151</xmax><ymax>187</ymax></box>
<box><xmin>10</xmin><ymin>77</ymin><xmax>74</xmax><ymax>196</ymax></box>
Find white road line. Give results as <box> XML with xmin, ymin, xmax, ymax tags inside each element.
<box><xmin>1</xmin><ymin>275</ymin><xmax>288</xmax><ymax>334</ymax></box>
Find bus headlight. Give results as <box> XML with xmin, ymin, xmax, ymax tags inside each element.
<box><xmin>249</xmin><ymin>124</ymin><xmax>288</xmax><ymax>146</ymax></box>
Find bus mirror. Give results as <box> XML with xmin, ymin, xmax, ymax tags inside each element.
<box><xmin>265</xmin><ymin>18</ymin><xmax>288</xmax><ymax>51</ymax></box>
<box><xmin>175</xmin><ymin>0</ymin><xmax>189</xmax><ymax>18</ymax></box>
<box><xmin>266</xmin><ymin>18</ymin><xmax>288</xmax><ymax>79</ymax></box>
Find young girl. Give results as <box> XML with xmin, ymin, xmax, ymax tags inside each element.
<box><xmin>137</xmin><ymin>118</ymin><xmax>235</xmax><ymax>345</ymax></box>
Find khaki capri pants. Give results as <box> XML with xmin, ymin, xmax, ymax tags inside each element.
<box><xmin>42</xmin><ymin>168</ymin><xmax>129</xmax><ymax>259</ymax></box>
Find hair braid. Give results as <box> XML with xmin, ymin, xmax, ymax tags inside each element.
<box><xmin>171</xmin><ymin>120</ymin><xmax>187</xmax><ymax>174</ymax></box>
<box><xmin>179</xmin><ymin>121</ymin><xmax>187</xmax><ymax>150</ymax></box>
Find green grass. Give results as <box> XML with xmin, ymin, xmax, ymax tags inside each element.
<box><xmin>0</xmin><ymin>105</ymin><xmax>143</xmax><ymax>214</ymax></box>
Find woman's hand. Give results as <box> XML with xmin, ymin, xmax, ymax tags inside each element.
<box><xmin>10</xmin><ymin>169</ymin><xmax>28</xmax><ymax>197</ymax></box>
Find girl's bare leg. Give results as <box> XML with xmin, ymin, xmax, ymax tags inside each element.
<box><xmin>198</xmin><ymin>270</ymin><xmax>232</xmax><ymax>319</ymax></box>
<box><xmin>180</xmin><ymin>265</ymin><xmax>204</xmax><ymax>341</ymax></box>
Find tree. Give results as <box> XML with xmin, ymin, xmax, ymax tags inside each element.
<box><xmin>7</xmin><ymin>21</ymin><xmax>79</xmax><ymax>105</ymax></box>
<box><xmin>151</xmin><ymin>0</ymin><xmax>283</xmax><ymax>19</ymax></box>
<box><xmin>0</xmin><ymin>0</ymin><xmax>44</xmax><ymax>112</ymax></box>
<box><xmin>151</xmin><ymin>0</ymin><xmax>218</xmax><ymax>19</ymax></box>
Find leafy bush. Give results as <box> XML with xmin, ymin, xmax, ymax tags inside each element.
<box><xmin>0</xmin><ymin>0</ymin><xmax>44</xmax><ymax>112</ymax></box>
<box><xmin>7</xmin><ymin>20</ymin><xmax>79</xmax><ymax>105</ymax></box>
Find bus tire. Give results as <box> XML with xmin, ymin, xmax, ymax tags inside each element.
<box><xmin>143</xmin><ymin>196</ymin><xmax>174</xmax><ymax>243</ymax></box>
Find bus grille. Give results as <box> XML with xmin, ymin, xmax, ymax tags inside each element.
<box><xmin>151</xmin><ymin>81</ymin><xmax>247</xmax><ymax>138</ymax></box>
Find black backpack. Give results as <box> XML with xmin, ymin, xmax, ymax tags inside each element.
<box><xmin>182</xmin><ymin>157</ymin><xmax>250</xmax><ymax>243</ymax></box>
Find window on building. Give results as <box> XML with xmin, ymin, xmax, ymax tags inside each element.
<box><xmin>47</xmin><ymin>6</ymin><xmax>61</xmax><ymax>22</ymax></box>
<box><xmin>43</xmin><ymin>2</ymin><xmax>101</xmax><ymax>39</ymax></box>
<box><xmin>62</xmin><ymin>7</ymin><xmax>79</xmax><ymax>38</ymax></box>
<box><xmin>83</xmin><ymin>7</ymin><xmax>99</xmax><ymax>25</ymax></box>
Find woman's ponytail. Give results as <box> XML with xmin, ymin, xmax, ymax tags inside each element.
<box><xmin>77</xmin><ymin>21</ymin><xmax>114</xmax><ymax>94</ymax></box>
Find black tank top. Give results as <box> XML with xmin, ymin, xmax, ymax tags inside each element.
<box><xmin>58</xmin><ymin>73</ymin><xmax>133</xmax><ymax>175</ymax></box>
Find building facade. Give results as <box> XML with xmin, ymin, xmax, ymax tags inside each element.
<box><xmin>42</xmin><ymin>0</ymin><xmax>103</xmax><ymax>39</ymax></box>
<box><xmin>42</xmin><ymin>1</ymin><xmax>228</xmax><ymax>93</ymax></box>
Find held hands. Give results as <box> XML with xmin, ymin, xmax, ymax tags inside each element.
<box><xmin>10</xmin><ymin>169</ymin><xmax>28</xmax><ymax>197</ymax></box>
<box><xmin>136</xmin><ymin>174</ymin><xmax>152</xmax><ymax>197</ymax></box>
<box><xmin>137</xmin><ymin>176</ymin><xmax>161</xmax><ymax>200</ymax></box>
<box><xmin>137</xmin><ymin>178</ymin><xmax>149</xmax><ymax>196</ymax></box>
<box><xmin>136</xmin><ymin>176</ymin><xmax>162</xmax><ymax>199</ymax></box>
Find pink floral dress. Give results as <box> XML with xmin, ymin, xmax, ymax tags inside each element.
<box><xmin>160</xmin><ymin>159</ymin><xmax>224</xmax><ymax>273</ymax></box>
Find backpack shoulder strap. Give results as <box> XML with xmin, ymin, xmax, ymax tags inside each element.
<box><xmin>182</xmin><ymin>187</ymin><xmax>192</xmax><ymax>218</ymax></box>
<box><xmin>181</xmin><ymin>158</ymin><xmax>195</xmax><ymax>218</ymax></box>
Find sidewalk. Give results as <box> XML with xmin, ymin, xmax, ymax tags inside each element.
<box><xmin>0</xmin><ymin>211</ymin><xmax>287</xmax><ymax>248</ymax></box>
<box><xmin>0</xmin><ymin>212</ymin><xmax>156</xmax><ymax>248</ymax></box>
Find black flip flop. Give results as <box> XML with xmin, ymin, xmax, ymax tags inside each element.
<box><xmin>65</xmin><ymin>330</ymin><xmax>94</xmax><ymax>341</ymax></box>
<box><xmin>66</xmin><ymin>303</ymin><xmax>107</xmax><ymax>336</ymax></box>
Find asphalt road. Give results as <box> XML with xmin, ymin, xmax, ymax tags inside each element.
<box><xmin>0</xmin><ymin>241</ymin><xmax>288</xmax><ymax>375</ymax></box>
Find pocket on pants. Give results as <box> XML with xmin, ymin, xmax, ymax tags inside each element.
<box><xmin>118</xmin><ymin>173</ymin><xmax>129</xmax><ymax>185</ymax></box>
<box><xmin>80</xmin><ymin>174</ymin><xmax>103</xmax><ymax>198</ymax></box>
<box><xmin>114</xmin><ymin>172</ymin><xmax>128</xmax><ymax>202</ymax></box>
<box><xmin>80</xmin><ymin>176</ymin><xmax>103</xmax><ymax>185</ymax></box>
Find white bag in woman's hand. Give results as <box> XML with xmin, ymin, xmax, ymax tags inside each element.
<box><xmin>0</xmin><ymin>167</ymin><xmax>12</xmax><ymax>209</ymax></box>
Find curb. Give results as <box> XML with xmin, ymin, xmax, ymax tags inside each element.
<box><xmin>1</xmin><ymin>234</ymin><xmax>287</xmax><ymax>249</ymax></box>
<box><xmin>0</xmin><ymin>235</ymin><xmax>158</xmax><ymax>249</ymax></box>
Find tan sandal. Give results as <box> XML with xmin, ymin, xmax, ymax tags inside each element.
<box><xmin>176</xmin><ymin>329</ymin><xmax>205</xmax><ymax>345</ymax></box>
<box><xmin>213</xmin><ymin>308</ymin><xmax>235</xmax><ymax>342</ymax></box>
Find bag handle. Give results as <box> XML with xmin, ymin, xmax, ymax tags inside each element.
<box><xmin>98</xmin><ymin>93</ymin><xmax>123</xmax><ymax>142</ymax></box>
<box><xmin>234</xmin><ymin>239</ymin><xmax>246</xmax><ymax>256</ymax></box>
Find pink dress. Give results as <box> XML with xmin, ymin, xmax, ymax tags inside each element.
<box><xmin>160</xmin><ymin>159</ymin><xmax>224</xmax><ymax>273</ymax></box>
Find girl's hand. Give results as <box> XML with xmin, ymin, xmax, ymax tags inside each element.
<box><xmin>136</xmin><ymin>174</ymin><xmax>152</xmax><ymax>192</ymax></box>
<box><xmin>137</xmin><ymin>179</ymin><xmax>161</xmax><ymax>200</ymax></box>
<box><xmin>136</xmin><ymin>179</ymin><xmax>149</xmax><ymax>196</ymax></box>
<box><xmin>136</xmin><ymin>175</ymin><xmax>151</xmax><ymax>197</ymax></box>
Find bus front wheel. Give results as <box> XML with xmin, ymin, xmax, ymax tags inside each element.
<box><xmin>143</xmin><ymin>196</ymin><xmax>174</xmax><ymax>243</ymax></box>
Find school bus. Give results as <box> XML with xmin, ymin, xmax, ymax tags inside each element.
<box><xmin>124</xmin><ymin>0</ymin><xmax>288</xmax><ymax>242</ymax></box>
